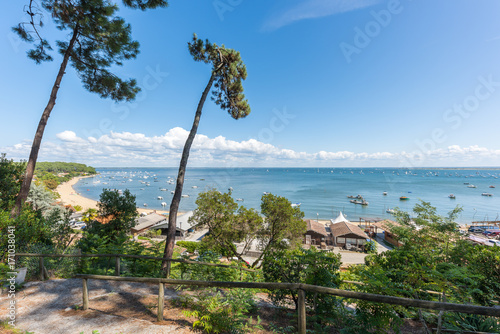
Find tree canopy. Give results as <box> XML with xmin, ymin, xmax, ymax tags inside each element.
<box><xmin>11</xmin><ymin>0</ymin><xmax>168</xmax><ymax>217</ymax></box>
<box><xmin>0</xmin><ymin>154</ymin><xmax>26</xmax><ymax>211</ymax></box>
<box><xmin>190</xmin><ymin>190</ymin><xmax>306</xmax><ymax>268</ymax></box>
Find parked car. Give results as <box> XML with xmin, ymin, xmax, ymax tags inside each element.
<box><xmin>70</xmin><ymin>221</ymin><xmax>86</xmax><ymax>230</ymax></box>
<box><xmin>483</xmin><ymin>230</ymin><xmax>500</xmax><ymax>237</ymax></box>
<box><xmin>488</xmin><ymin>240</ymin><xmax>500</xmax><ymax>246</ymax></box>
<box><xmin>468</xmin><ymin>227</ymin><xmax>484</xmax><ymax>233</ymax></box>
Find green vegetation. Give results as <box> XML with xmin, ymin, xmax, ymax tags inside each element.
<box><xmin>189</xmin><ymin>189</ymin><xmax>307</xmax><ymax>268</ymax></box>
<box><xmin>0</xmin><ymin>154</ymin><xmax>26</xmax><ymax>211</ymax></box>
<box><xmin>34</xmin><ymin>161</ymin><xmax>96</xmax><ymax>191</ymax></box>
<box><xmin>35</xmin><ymin>162</ymin><xmax>96</xmax><ymax>175</ymax></box>
<box><xmin>162</xmin><ymin>34</ymin><xmax>251</xmax><ymax>275</ymax></box>
<box><xmin>181</xmin><ymin>288</ymin><xmax>261</xmax><ymax>333</ymax></box>
<box><xmin>263</xmin><ymin>247</ymin><xmax>342</xmax><ymax>323</ymax></box>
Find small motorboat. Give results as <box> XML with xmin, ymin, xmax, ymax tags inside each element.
<box><xmin>192</xmin><ymin>186</ymin><xmax>198</xmax><ymax>189</ymax></box>
<box><xmin>400</xmin><ymin>196</ymin><xmax>410</xmax><ymax>201</ymax></box>
<box><xmin>467</xmin><ymin>184</ymin><xmax>476</xmax><ymax>188</ymax></box>
<box><xmin>291</xmin><ymin>202</ymin><xmax>301</xmax><ymax>207</ymax></box>
<box><xmin>383</xmin><ymin>191</ymin><xmax>388</xmax><ymax>196</ymax></box>
<box><xmin>481</xmin><ymin>193</ymin><xmax>493</xmax><ymax>197</ymax></box>
<box><xmin>143</xmin><ymin>203</ymin><xmax>148</xmax><ymax>207</ymax></box>
<box><xmin>161</xmin><ymin>202</ymin><xmax>167</xmax><ymax>206</ymax></box>
<box><xmin>171</xmin><ymin>191</ymin><xmax>175</xmax><ymax>194</ymax></box>
<box><xmin>236</xmin><ymin>198</ymin><xmax>244</xmax><ymax>202</ymax></box>
<box><xmin>448</xmin><ymin>194</ymin><xmax>456</xmax><ymax>199</ymax></box>
<box><xmin>181</xmin><ymin>194</ymin><xmax>189</xmax><ymax>198</ymax></box>
<box><xmin>489</xmin><ymin>185</ymin><xmax>496</xmax><ymax>188</ymax></box>
<box><xmin>160</xmin><ymin>188</ymin><xmax>167</xmax><ymax>191</ymax></box>
<box><xmin>157</xmin><ymin>196</ymin><xmax>163</xmax><ymax>200</ymax></box>
<box><xmin>386</xmin><ymin>208</ymin><xmax>395</xmax><ymax>214</ymax></box>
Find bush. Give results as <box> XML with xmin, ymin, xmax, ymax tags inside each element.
<box><xmin>181</xmin><ymin>287</ymin><xmax>260</xmax><ymax>333</ymax></box>
<box><xmin>176</xmin><ymin>240</ymin><xmax>199</xmax><ymax>253</ymax></box>
<box><xmin>364</xmin><ymin>240</ymin><xmax>377</xmax><ymax>254</ymax></box>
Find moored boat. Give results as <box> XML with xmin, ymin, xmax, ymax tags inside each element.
<box><xmin>448</xmin><ymin>194</ymin><xmax>456</xmax><ymax>199</ymax></box>
<box><xmin>400</xmin><ymin>196</ymin><xmax>409</xmax><ymax>201</ymax></box>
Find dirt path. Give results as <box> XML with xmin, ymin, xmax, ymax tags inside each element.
<box><xmin>0</xmin><ymin>279</ymin><xmax>195</xmax><ymax>334</ymax></box>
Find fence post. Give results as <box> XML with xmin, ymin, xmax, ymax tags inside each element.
<box><xmin>115</xmin><ymin>256</ymin><xmax>120</xmax><ymax>276</ymax></box>
<box><xmin>298</xmin><ymin>288</ymin><xmax>306</xmax><ymax>334</ymax></box>
<box><xmin>82</xmin><ymin>278</ymin><xmax>89</xmax><ymax>310</ymax></box>
<box><xmin>158</xmin><ymin>282</ymin><xmax>164</xmax><ymax>322</ymax></box>
<box><xmin>39</xmin><ymin>257</ymin><xmax>44</xmax><ymax>281</ymax></box>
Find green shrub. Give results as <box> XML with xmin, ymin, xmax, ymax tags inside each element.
<box><xmin>181</xmin><ymin>287</ymin><xmax>260</xmax><ymax>333</ymax></box>
<box><xmin>176</xmin><ymin>240</ymin><xmax>199</xmax><ymax>253</ymax></box>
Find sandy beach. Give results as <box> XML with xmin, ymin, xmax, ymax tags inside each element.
<box><xmin>56</xmin><ymin>175</ymin><xmax>170</xmax><ymax>215</ymax></box>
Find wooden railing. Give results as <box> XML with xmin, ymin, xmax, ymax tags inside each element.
<box><xmin>16</xmin><ymin>253</ymin><xmax>500</xmax><ymax>333</ymax></box>
<box><xmin>76</xmin><ymin>274</ymin><xmax>500</xmax><ymax>334</ymax></box>
<box><xmin>15</xmin><ymin>252</ymin><xmax>256</xmax><ymax>280</ymax></box>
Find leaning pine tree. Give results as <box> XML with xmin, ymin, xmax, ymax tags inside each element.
<box><xmin>10</xmin><ymin>0</ymin><xmax>168</xmax><ymax>217</ymax></box>
<box><xmin>162</xmin><ymin>35</ymin><xmax>251</xmax><ymax>276</ymax></box>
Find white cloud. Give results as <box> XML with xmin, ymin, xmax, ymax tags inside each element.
<box><xmin>262</xmin><ymin>0</ymin><xmax>381</xmax><ymax>32</ymax></box>
<box><xmin>2</xmin><ymin>128</ymin><xmax>500</xmax><ymax>167</ymax></box>
<box><xmin>56</xmin><ymin>130</ymin><xmax>85</xmax><ymax>143</ymax></box>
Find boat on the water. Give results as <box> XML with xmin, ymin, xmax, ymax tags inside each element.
<box><xmin>383</xmin><ymin>191</ymin><xmax>388</xmax><ymax>196</ymax></box>
<box><xmin>400</xmin><ymin>196</ymin><xmax>410</xmax><ymax>201</ymax></box>
<box><xmin>350</xmin><ymin>199</ymin><xmax>368</xmax><ymax>205</ymax></box>
<box><xmin>161</xmin><ymin>202</ymin><xmax>167</xmax><ymax>206</ymax></box>
<box><xmin>181</xmin><ymin>194</ymin><xmax>189</xmax><ymax>198</ymax></box>
<box><xmin>291</xmin><ymin>202</ymin><xmax>301</xmax><ymax>207</ymax></box>
<box><xmin>489</xmin><ymin>185</ymin><xmax>496</xmax><ymax>188</ymax></box>
<box><xmin>482</xmin><ymin>193</ymin><xmax>493</xmax><ymax>197</ymax></box>
<box><xmin>467</xmin><ymin>184</ymin><xmax>476</xmax><ymax>188</ymax></box>
<box><xmin>157</xmin><ymin>196</ymin><xmax>163</xmax><ymax>200</ymax></box>
<box><xmin>347</xmin><ymin>194</ymin><xmax>363</xmax><ymax>199</ymax></box>
<box><xmin>236</xmin><ymin>198</ymin><xmax>244</xmax><ymax>202</ymax></box>
<box><xmin>448</xmin><ymin>194</ymin><xmax>456</xmax><ymax>199</ymax></box>
<box><xmin>386</xmin><ymin>208</ymin><xmax>395</xmax><ymax>214</ymax></box>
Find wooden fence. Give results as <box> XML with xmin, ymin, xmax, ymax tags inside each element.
<box><xmin>16</xmin><ymin>253</ymin><xmax>500</xmax><ymax>333</ymax></box>
<box><xmin>16</xmin><ymin>252</ymin><xmax>257</xmax><ymax>280</ymax></box>
<box><xmin>76</xmin><ymin>274</ymin><xmax>500</xmax><ymax>334</ymax></box>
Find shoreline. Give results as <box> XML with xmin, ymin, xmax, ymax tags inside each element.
<box><xmin>56</xmin><ymin>175</ymin><xmax>170</xmax><ymax>215</ymax></box>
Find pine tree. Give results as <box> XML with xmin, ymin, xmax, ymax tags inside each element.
<box><xmin>11</xmin><ymin>0</ymin><xmax>168</xmax><ymax>217</ymax></box>
<box><xmin>161</xmin><ymin>34</ymin><xmax>251</xmax><ymax>275</ymax></box>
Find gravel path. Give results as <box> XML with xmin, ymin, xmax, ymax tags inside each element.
<box><xmin>0</xmin><ymin>279</ymin><xmax>195</xmax><ymax>334</ymax></box>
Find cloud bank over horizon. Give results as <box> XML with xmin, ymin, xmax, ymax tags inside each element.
<box><xmin>2</xmin><ymin>127</ymin><xmax>500</xmax><ymax>168</ymax></box>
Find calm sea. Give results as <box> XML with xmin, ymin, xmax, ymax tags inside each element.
<box><xmin>73</xmin><ymin>168</ymin><xmax>500</xmax><ymax>224</ymax></box>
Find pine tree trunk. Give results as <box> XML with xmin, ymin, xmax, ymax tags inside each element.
<box><xmin>11</xmin><ymin>27</ymin><xmax>79</xmax><ymax>218</ymax></box>
<box><xmin>161</xmin><ymin>73</ymin><xmax>216</xmax><ymax>275</ymax></box>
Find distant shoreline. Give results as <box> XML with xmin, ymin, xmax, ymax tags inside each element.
<box><xmin>56</xmin><ymin>175</ymin><xmax>170</xmax><ymax>215</ymax></box>
<box><xmin>92</xmin><ymin>166</ymin><xmax>500</xmax><ymax>170</ymax></box>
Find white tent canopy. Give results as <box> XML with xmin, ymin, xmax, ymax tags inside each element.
<box><xmin>330</xmin><ymin>211</ymin><xmax>349</xmax><ymax>224</ymax></box>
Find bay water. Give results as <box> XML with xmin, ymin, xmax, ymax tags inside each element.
<box><xmin>73</xmin><ymin>168</ymin><xmax>500</xmax><ymax>224</ymax></box>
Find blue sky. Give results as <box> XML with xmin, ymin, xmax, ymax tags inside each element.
<box><xmin>1</xmin><ymin>0</ymin><xmax>500</xmax><ymax>167</ymax></box>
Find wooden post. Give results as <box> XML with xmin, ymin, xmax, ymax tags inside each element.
<box><xmin>115</xmin><ymin>256</ymin><xmax>120</xmax><ymax>276</ymax></box>
<box><xmin>158</xmin><ymin>282</ymin><xmax>164</xmax><ymax>322</ymax></box>
<box><xmin>39</xmin><ymin>257</ymin><xmax>44</xmax><ymax>280</ymax></box>
<box><xmin>82</xmin><ymin>278</ymin><xmax>89</xmax><ymax>310</ymax></box>
<box><xmin>298</xmin><ymin>288</ymin><xmax>306</xmax><ymax>334</ymax></box>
